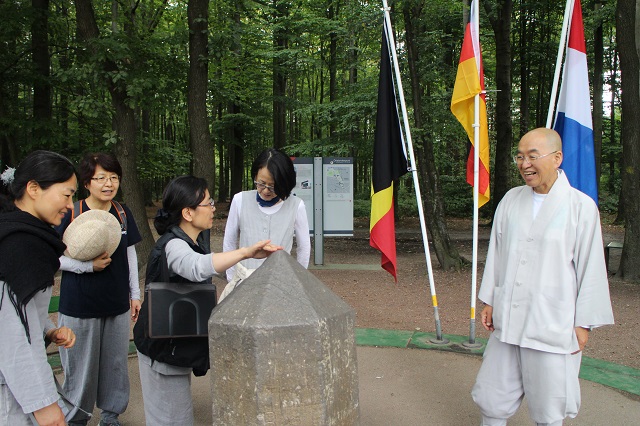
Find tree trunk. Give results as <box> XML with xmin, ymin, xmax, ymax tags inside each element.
<box><xmin>609</xmin><ymin>50</ymin><xmax>618</xmax><ymax>195</ymax></box>
<box><xmin>57</xmin><ymin>0</ymin><xmax>71</xmax><ymax>154</ymax></box>
<box><xmin>327</xmin><ymin>0</ymin><xmax>339</xmax><ymax>138</ymax></box>
<box><xmin>616</xmin><ymin>0</ymin><xmax>640</xmax><ymax>281</ymax></box>
<box><xmin>348</xmin><ymin>33</ymin><xmax>359</xmax><ymax>194</ymax></box>
<box><xmin>0</xmin><ymin>48</ymin><xmax>18</xmax><ymax>166</ymax></box>
<box><xmin>228</xmin><ymin>134</ymin><xmax>244</xmax><ymax>198</ymax></box>
<box><xmin>403</xmin><ymin>1</ymin><xmax>464</xmax><ymax>270</ymax></box>
<box><xmin>141</xmin><ymin>108</ymin><xmax>153</xmax><ymax>206</ymax></box>
<box><xmin>111</xmin><ymin>91</ymin><xmax>154</xmax><ymax>261</ymax></box>
<box><xmin>272</xmin><ymin>0</ymin><xmax>288</xmax><ymax>149</ymax></box>
<box><xmin>486</xmin><ymin>0</ymin><xmax>514</xmax><ymax>211</ymax></box>
<box><xmin>188</xmin><ymin>0</ymin><xmax>215</xmax><ymax>189</ymax></box>
<box><xmin>216</xmin><ymin>104</ymin><xmax>228</xmax><ymax>202</ymax></box>
<box><xmin>228</xmin><ymin>5</ymin><xmax>244</xmax><ymax>198</ymax></box>
<box><xmin>74</xmin><ymin>0</ymin><xmax>154</xmax><ymax>266</ymax></box>
<box><xmin>518</xmin><ymin>3</ymin><xmax>530</xmax><ymax>135</ymax></box>
<box><xmin>593</xmin><ymin>1</ymin><xmax>604</xmax><ymax>192</ymax></box>
<box><xmin>31</xmin><ymin>0</ymin><xmax>51</xmax><ymax>146</ymax></box>
<box><xmin>0</xmin><ymin>84</ymin><xmax>18</xmax><ymax>166</ymax></box>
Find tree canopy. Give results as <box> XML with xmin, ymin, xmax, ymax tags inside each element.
<box><xmin>1</xmin><ymin>0</ymin><xmax>637</xmax><ymax>279</ymax></box>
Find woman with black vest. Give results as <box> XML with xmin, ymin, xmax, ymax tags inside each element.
<box><xmin>0</xmin><ymin>150</ymin><xmax>77</xmax><ymax>425</ymax></box>
<box><xmin>133</xmin><ymin>175</ymin><xmax>280</xmax><ymax>426</ymax></box>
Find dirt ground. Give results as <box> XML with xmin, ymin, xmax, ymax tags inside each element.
<box><xmin>205</xmin><ymin>204</ymin><xmax>639</xmax><ymax>371</ymax></box>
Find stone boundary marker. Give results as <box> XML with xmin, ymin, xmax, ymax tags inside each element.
<box><xmin>209</xmin><ymin>251</ymin><xmax>360</xmax><ymax>425</ymax></box>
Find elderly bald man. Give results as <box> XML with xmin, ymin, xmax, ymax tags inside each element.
<box><xmin>471</xmin><ymin>128</ymin><xmax>614</xmax><ymax>426</ymax></box>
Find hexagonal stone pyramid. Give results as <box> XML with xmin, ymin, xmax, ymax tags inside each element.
<box><xmin>208</xmin><ymin>250</ymin><xmax>360</xmax><ymax>425</ymax></box>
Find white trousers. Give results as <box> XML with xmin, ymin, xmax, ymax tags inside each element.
<box><xmin>471</xmin><ymin>334</ymin><xmax>582</xmax><ymax>425</ymax></box>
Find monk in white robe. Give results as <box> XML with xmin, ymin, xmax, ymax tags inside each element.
<box><xmin>471</xmin><ymin>128</ymin><xmax>614</xmax><ymax>426</ymax></box>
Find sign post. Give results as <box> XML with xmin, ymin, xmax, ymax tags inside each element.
<box><xmin>292</xmin><ymin>157</ymin><xmax>353</xmax><ymax>265</ymax></box>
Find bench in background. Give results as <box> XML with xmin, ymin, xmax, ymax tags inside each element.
<box><xmin>605</xmin><ymin>241</ymin><xmax>623</xmax><ymax>272</ymax></box>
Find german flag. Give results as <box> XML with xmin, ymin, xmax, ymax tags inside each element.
<box><xmin>451</xmin><ymin>0</ymin><xmax>490</xmax><ymax>207</ymax></box>
<box><xmin>370</xmin><ymin>28</ymin><xmax>408</xmax><ymax>282</ymax></box>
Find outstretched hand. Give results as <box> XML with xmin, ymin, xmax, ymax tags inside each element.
<box><xmin>213</xmin><ymin>240</ymin><xmax>284</xmax><ymax>273</ymax></box>
<box><xmin>244</xmin><ymin>239</ymin><xmax>283</xmax><ymax>259</ymax></box>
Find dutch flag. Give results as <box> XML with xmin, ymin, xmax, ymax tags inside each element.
<box><xmin>553</xmin><ymin>0</ymin><xmax>597</xmax><ymax>204</ymax></box>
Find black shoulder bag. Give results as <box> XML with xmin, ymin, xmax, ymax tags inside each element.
<box><xmin>146</xmin><ymin>245</ymin><xmax>217</xmax><ymax>338</ymax></box>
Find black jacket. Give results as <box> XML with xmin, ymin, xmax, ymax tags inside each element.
<box><xmin>133</xmin><ymin>226</ymin><xmax>211</xmax><ymax>376</ymax></box>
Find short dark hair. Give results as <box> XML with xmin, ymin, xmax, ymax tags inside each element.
<box><xmin>251</xmin><ymin>148</ymin><xmax>296</xmax><ymax>199</ymax></box>
<box><xmin>1</xmin><ymin>150</ymin><xmax>76</xmax><ymax>213</ymax></box>
<box><xmin>154</xmin><ymin>175</ymin><xmax>209</xmax><ymax>235</ymax></box>
<box><xmin>78</xmin><ymin>153</ymin><xmax>123</xmax><ymax>188</ymax></box>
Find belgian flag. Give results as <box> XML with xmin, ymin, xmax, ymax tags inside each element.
<box><xmin>369</xmin><ymin>28</ymin><xmax>408</xmax><ymax>282</ymax></box>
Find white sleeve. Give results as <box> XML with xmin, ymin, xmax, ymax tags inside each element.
<box><xmin>223</xmin><ymin>193</ymin><xmax>242</xmax><ymax>282</ymax></box>
<box><xmin>165</xmin><ymin>238</ymin><xmax>217</xmax><ymax>282</ymax></box>
<box><xmin>573</xmin><ymin>204</ymin><xmax>614</xmax><ymax>328</ymax></box>
<box><xmin>294</xmin><ymin>201</ymin><xmax>310</xmax><ymax>268</ymax></box>
<box><xmin>127</xmin><ymin>245</ymin><xmax>140</xmax><ymax>300</ymax></box>
<box><xmin>58</xmin><ymin>255</ymin><xmax>93</xmax><ymax>274</ymax></box>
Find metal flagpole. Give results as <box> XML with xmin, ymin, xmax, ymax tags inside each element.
<box><xmin>465</xmin><ymin>0</ymin><xmax>482</xmax><ymax>348</ymax></box>
<box><xmin>546</xmin><ymin>0</ymin><xmax>575</xmax><ymax>128</ymax></box>
<box><xmin>382</xmin><ymin>0</ymin><xmax>447</xmax><ymax>344</ymax></box>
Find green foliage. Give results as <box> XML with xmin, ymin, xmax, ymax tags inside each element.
<box><xmin>0</xmin><ymin>0</ymin><xmax>624</xmax><ymax>221</ymax></box>
<box><xmin>137</xmin><ymin>139</ymin><xmax>192</xmax><ymax>182</ymax></box>
<box><xmin>395</xmin><ymin>184</ymin><xmax>419</xmax><ymax>218</ymax></box>
<box><xmin>599</xmin><ymin>189</ymin><xmax>621</xmax><ymax>215</ymax></box>
<box><xmin>353</xmin><ymin>197</ymin><xmax>370</xmax><ymax>218</ymax></box>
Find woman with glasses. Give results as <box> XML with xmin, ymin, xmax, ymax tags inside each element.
<box><xmin>55</xmin><ymin>153</ymin><xmax>142</xmax><ymax>426</ymax></box>
<box><xmin>133</xmin><ymin>175</ymin><xmax>279</xmax><ymax>425</ymax></box>
<box><xmin>223</xmin><ymin>147</ymin><xmax>310</xmax><ymax>282</ymax></box>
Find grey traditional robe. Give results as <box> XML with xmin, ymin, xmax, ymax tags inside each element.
<box><xmin>478</xmin><ymin>170</ymin><xmax>614</xmax><ymax>354</ymax></box>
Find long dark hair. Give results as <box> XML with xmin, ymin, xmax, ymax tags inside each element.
<box><xmin>154</xmin><ymin>175</ymin><xmax>209</xmax><ymax>235</ymax></box>
<box><xmin>0</xmin><ymin>150</ymin><xmax>76</xmax><ymax>213</ymax></box>
<box><xmin>251</xmin><ymin>148</ymin><xmax>296</xmax><ymax>199</ymax></box>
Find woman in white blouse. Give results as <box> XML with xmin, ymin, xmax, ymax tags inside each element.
<box><xmin>223</xmin><ymin>148</ymin><xmax>310</xmax><ymax>282</ymax></box>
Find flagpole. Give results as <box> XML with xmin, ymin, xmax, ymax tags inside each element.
<box><xmin>382</xmin><ymin>0</ymin><xmax>447</xmax><ymax>344</ymax></box>
<box><xmin>546</xmin><ymin>0</ymin><xmax>575</xmax><ymax>128</ymax></box>
<box><xmin>466</xmin><ymin>0</ymin><xmax>482</xmax><ymax>348</ymax></box>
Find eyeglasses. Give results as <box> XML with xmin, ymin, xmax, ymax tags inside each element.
<box><xmin>91</xmin><ymin>175</ymin><xmax>120</xmax><ymax>184</ymax></box>
<box><xmin>254</xmin><ymin>181</ymin><xmax>275</xmax><ymax>192</ymax></box>
<box><xmin>196</xmin><ymin>198</ymin><xmax>215</xmax><ymax>209</ymax></box>
<box><xmin>513</xmin><ymin>151</ymin><xmax>558</xmax><ymax>165</ymax></box>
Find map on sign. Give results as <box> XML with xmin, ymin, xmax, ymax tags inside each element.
<box><xmin>325</xmin><ymin>166</ymin><xmax>351</xmax><ymax>198</ymax></box>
